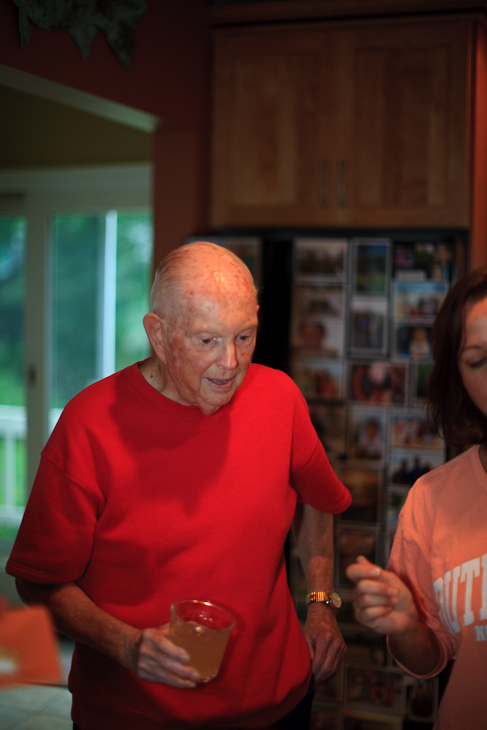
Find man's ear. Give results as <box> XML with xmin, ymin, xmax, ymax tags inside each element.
<box><xmin>143</xmin><ymin>313</ymin><xmax>167</xmax><ymax>362</ymax></box>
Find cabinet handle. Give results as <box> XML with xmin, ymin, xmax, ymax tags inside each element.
<box><xmin>320</xmin><ymin>160</ymin><xmax>329</xmax><ymax>207</ymax></box>
<box><xmin>337</xmin><ymin>160</ymin><xmax>347</xmax><ymax>207</ymax></box>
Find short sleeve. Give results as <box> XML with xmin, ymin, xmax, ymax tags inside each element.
<box><xmin>290</xmin><ymin>388</ymin><xmax>351</xmax><ymax>513</ymax></box>
<box><xmin>6</xmin><ymin>454</ymin><xmax>104</xmax><ymax>584</ymax></box>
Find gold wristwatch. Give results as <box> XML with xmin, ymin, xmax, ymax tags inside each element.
<box><xmin>306</xmin><ymin>590</ymin><xmax>342</xmax><ymax>609</ymax></box>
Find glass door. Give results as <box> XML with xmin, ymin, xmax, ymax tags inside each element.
<box><xmin>0</xmin><ymin>165</ymin><xmax>153</xmax><ymax>559</ymax></box>
<box><xmin>0</xmin><ymin>216</ymin><xmax>27</xmax><ymax>547</ymax></box>
<box><xmin>50</xmin><ymin>211</ymin><xmax>153</xmax><ymax>414</ymax></box>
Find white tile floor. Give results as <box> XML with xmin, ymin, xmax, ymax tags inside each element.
<box><xmin>0</xmin><ymin>639</ymin><xmax>73</xmax><ymax>729</ymax></box>
<box><xmin>0</xmin><ymin>684</ymin><xmax>72</xmax><ymax>729</ymax></box>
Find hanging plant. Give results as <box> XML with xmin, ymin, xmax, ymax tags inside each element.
<box><xmin>10</xmin><ymin>0</ymin><xmax>148</xmax><ymax>67</ymax></box>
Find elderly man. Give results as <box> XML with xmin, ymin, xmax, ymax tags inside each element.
<box><xmin>7</xmin><ymin>242</ymin><xmax>351</xmax><ymax>730</ymax></box>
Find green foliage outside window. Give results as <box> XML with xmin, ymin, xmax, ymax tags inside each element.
<box><xmin>0</xmin><ymin>217</ymin><xmax>26</xmax><ymax>408</ymax></box>
<box><xmin>0</xmin><ymin>211</ymin><xmax>153</xmax><ymax>515</ymax></box>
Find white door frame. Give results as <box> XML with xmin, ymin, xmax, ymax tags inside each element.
<box><xmin>0</xmin><ymin>163</ymin><xmax>152</xmax><ymax>489</ymax></box>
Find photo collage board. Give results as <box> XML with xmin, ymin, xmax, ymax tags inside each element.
<box><xmin>288</xmin><ymin>236</ymin><xmax>456</xmax><ymax>729</ymax></box>
<box><xmin>187</xmin><ymin>232</ymin><xmax>458</xmax><ymax>728</ymax></box>
<box><xmin>184</xmin><ymin>235</ymin><xmax>262</xmax><ymax>288</ymax></box>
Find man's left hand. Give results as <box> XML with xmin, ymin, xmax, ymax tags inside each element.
<box><xmin>303</xmin><ymin>603</ymin><xmax>346</xmax><ymax>681</ymax></box>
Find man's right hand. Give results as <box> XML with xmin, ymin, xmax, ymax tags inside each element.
<box><xmin>15</xmin><ymin>579</ymin><xmax>200</xmax><ymax>688</ymax></box>
<box><xmin>132</xmin><ymin>624</ymin><xmax>200</xmax><ymax>688</ymax></box>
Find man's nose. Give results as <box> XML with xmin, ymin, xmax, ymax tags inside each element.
<box><xmin>218</xmin><ymin>343</ymin><xmax>238</xmax><ymax>369</ymax></box>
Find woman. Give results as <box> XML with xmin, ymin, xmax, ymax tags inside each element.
<box><xmin>346</xmin><ymin>267</ymin><xmax>487</xmax><ymax>730</ymax></box>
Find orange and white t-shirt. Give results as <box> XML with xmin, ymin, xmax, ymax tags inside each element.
<box><xmin>388</xmin><ymin>445</ymin><xmax>487</xmax><ymax>730</ymax></box>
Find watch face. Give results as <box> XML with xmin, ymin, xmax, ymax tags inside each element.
<box><xmin>331</xmin><ymin>591</ymin><xmax>342</xmax><ymax>609</ymax></box>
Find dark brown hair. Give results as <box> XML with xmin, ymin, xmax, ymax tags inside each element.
<box><xmin>427</xmin><ymin>266</ymin><xmax>487</xmax><ymax>447</ymax></box>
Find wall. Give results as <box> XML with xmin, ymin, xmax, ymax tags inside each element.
<box><xmin>0</xmin><ymin>86</ymin><xmax>153</xmax><ymax>167</ymax></box>
<box><xmin>0</xmin><ymin>0</ymin><xmax>211</xmax><ymax>263</ymax></box>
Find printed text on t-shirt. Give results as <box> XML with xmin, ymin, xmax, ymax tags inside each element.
<box><xmin>433</xmin><ymin>555</ymin><xmax>487</xmax><ymax>638</ymax></box>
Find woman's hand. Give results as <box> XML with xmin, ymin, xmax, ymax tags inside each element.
<box><xmin>345</xmin><ymin>556</ymin><xmax>418</xmax><ymax>637</ymax></box>
<box><xmin>346</xmin><ymin>556</ymin><xmax>442</xmax><ymax>676</ymax></box>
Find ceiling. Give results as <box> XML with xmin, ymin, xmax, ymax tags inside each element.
<box><xmin>0</xmin><ymin>65</ymin><xmax>158</xmax><ymax>169</ymax></box>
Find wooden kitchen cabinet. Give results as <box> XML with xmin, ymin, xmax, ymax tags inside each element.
<box><xmin>211</xmin><ymin>29</ymin><xmax>333</xmax><ymax>226</ymax></box>
<box><xmin>210</xmin><ymin>19</ymin><xmax>472</xmax><ymax>229</ymax></box>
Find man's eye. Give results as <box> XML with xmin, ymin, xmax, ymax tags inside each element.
<box><xmin>240</xmin><ymin>330</ymin><xmax>255</xmax><ymax>341</ymax></box>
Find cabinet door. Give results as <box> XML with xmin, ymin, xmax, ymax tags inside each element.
<box><xmin>210</xmin><ymin>21</ymin><xmax>472</xmax><ymax>229</ymax></box>
<box><xmin>339</xmin><ymin>20</ymin><xmax>472</xmax><ymax>227</ymax></box>
<box><xmin>211</xmin><ymin>29</ymin><xmax>335</xmax><ymax>227</ymax></box>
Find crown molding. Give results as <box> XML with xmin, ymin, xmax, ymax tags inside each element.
<box><xmin>208</xmin><ymin>0</ymin><xmax>487</xmax><ymax>25</ymax></box>
<box><xmin>0</xmin><ymin>64</ymin><xmax>160</xmax><ymax>133</ymax></box>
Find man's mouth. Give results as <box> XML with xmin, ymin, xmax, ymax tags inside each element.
<box><xmin>206</xmin><ymin>377</ymin><xmax>235</xmax><ymax>387</ymax></box>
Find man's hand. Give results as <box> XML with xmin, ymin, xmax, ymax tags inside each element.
<box><xmin>15</xmin><ymin>579</ymin><xmax>201</xmax><ymax>689</ymax></box>
<box><xmin>303</xmin><ymin>604</ymin><xmax>346</xmax><ymax>682</ymax></box>
<box><xmin>131</xmin><ymin>624</ymin><xmax>200</xmax><ymax>688</ymax></box>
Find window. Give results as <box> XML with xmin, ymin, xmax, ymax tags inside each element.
<box><xmin>51</xmin><ymin>210</ymin><xmax>153</xmax><ymax>410</ymax></box>
<box><xmin>0</xmin><ymin>165</ymin><xmax>153</xmax><ymax>556</ymax></box>
<box><xmin>0</xmin><ymin>215</ymin><xmax>26</xmax><ymax>544</ymax></box>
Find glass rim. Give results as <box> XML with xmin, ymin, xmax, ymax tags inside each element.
<box><xmin>170</xmin><ymin>598</ymin><xmax>236</xmax><ymax>629</ymax></box>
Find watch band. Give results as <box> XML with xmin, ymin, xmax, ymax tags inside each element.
<box><xmin>306</xmin><ymin>590</ymin><xmax>342</xmax><ymax>609</ymax></box>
